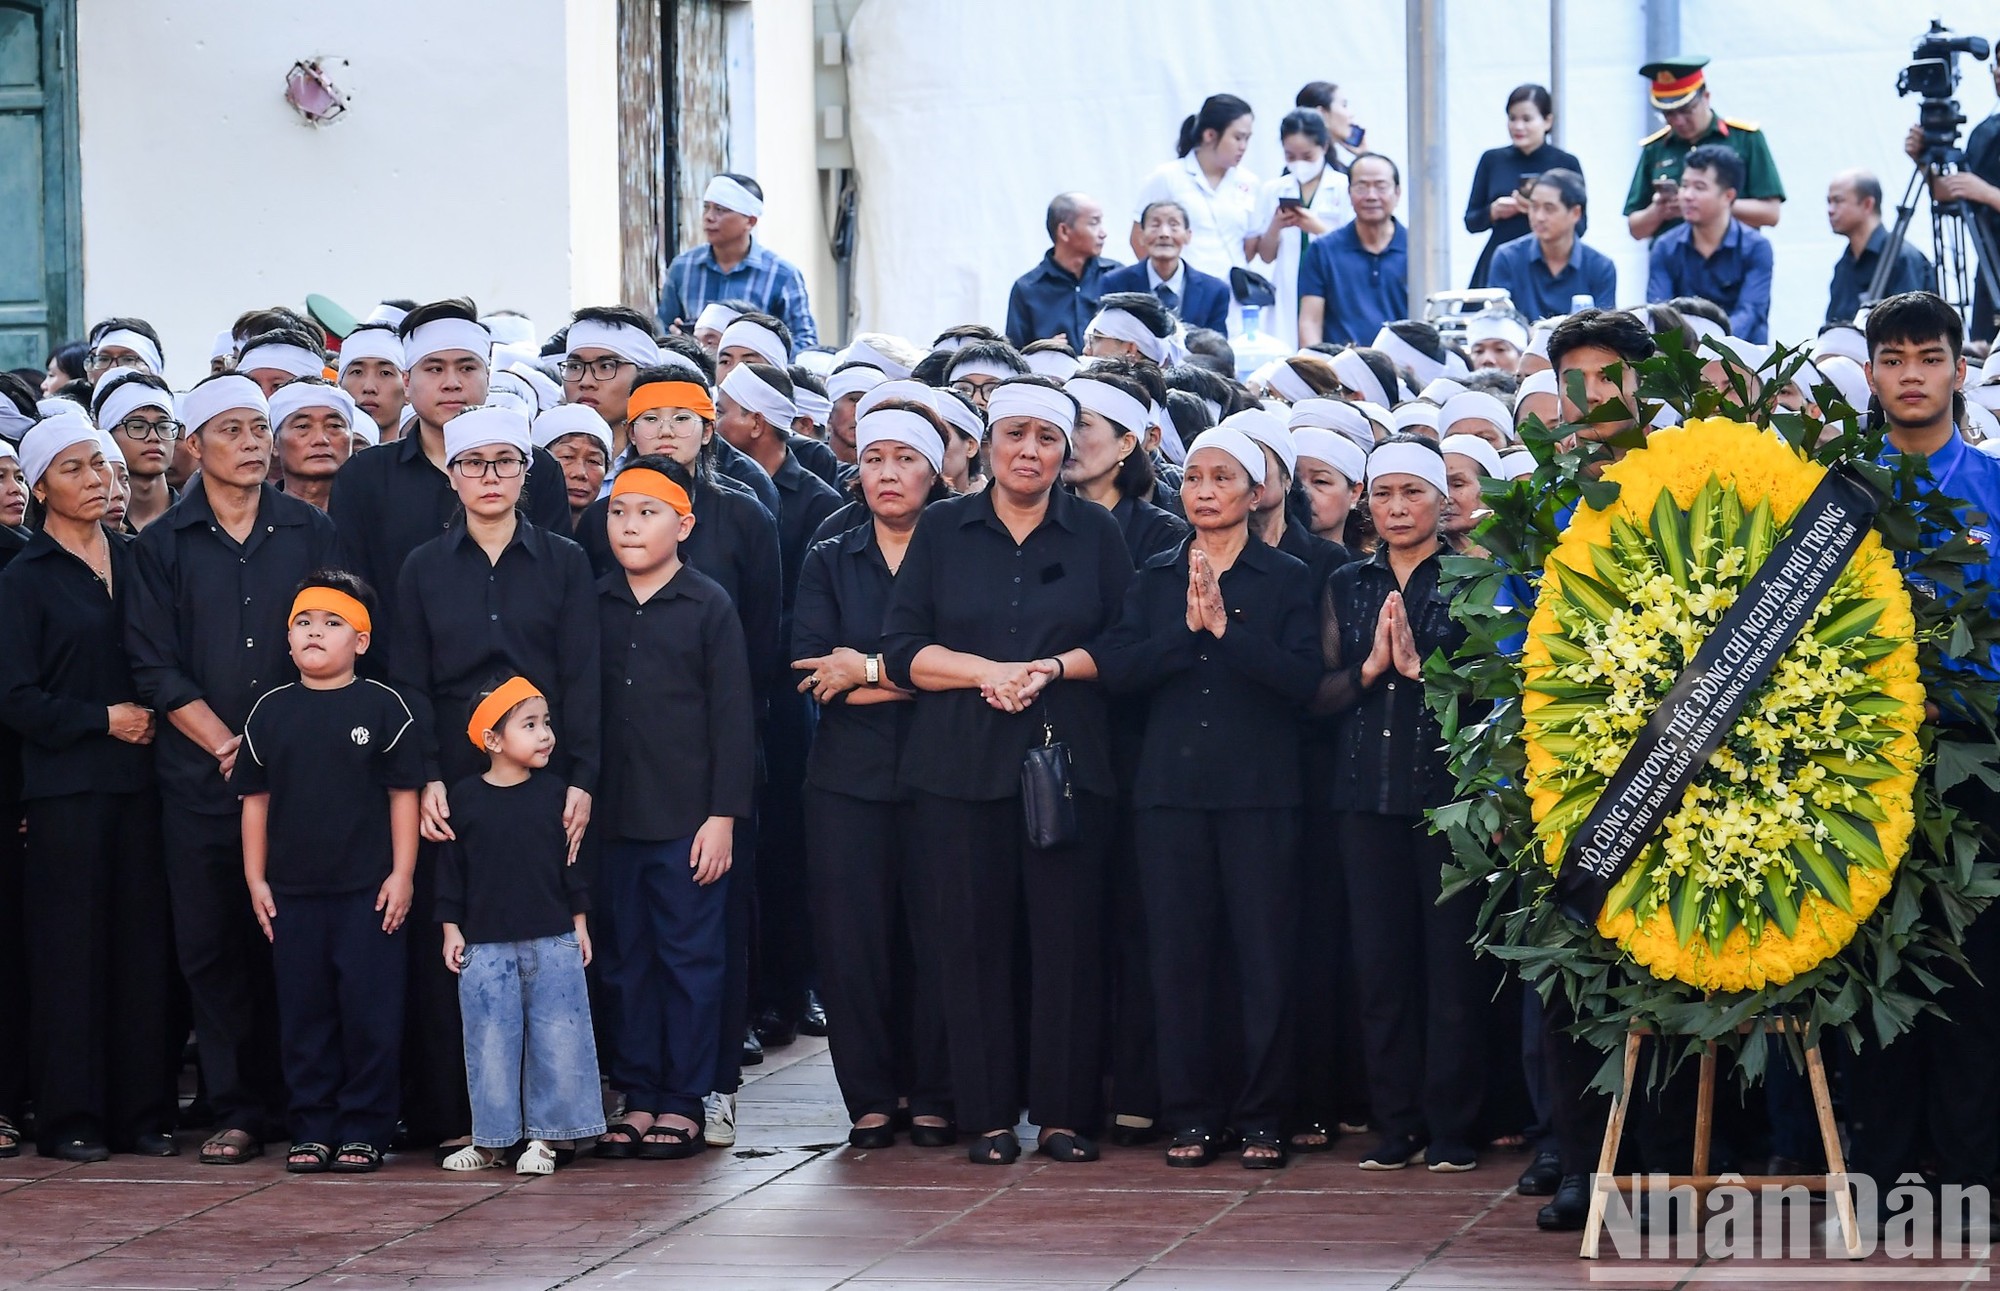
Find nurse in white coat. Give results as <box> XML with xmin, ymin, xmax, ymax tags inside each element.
<box><xmin>1249</xmin><ymin>110</ymin><xmax>1353</xmax><ymax>352</ymax></box>
<box><xmin>1131</xmin><ymin>94</ymin><xmax>1259</xmax><ymax>290</ymax></box>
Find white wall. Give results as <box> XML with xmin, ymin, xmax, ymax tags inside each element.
<box><xmin>747</xmin><ymin>0</ymin><xmax>837</xmax><ymax>341</ymax></box>
<box><xmin>841</xmin><ymin>0</ymin><xmax>2000</xmax><ymax>349</ymax></box>
<box><xmin>76</xmin><ymin>0</ymin><xmax>587</xmax><ymax>387</ymax></box>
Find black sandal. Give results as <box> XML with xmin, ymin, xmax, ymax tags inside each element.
<box><xmin>198</xmin><ymin>1128</ymin><xmax>263</xmax><ymax>1166</ymax></box>
<box><xmin>967</xmin><ymin>1132</ymin><xmax>1020</xmax><ymax>1164</ymax></box>
<box><xmin>0</xmin><ymin>1116</ymin><xmax>19</xmax><ymax>1160</ymax></box>
<box><xmin>1288</xmin><ymin>1121</ymin><xmax>1335</xmax><ymax>1154</ymax></box>
<box><xmin>594</xmin><ymin>1121</ymin><xmax>647</xmax><ymax>1160</ymax></box>
<box><xmin>1036</xmin><ymin>1131</ymin><xmax>1099</xmax><ymax>1163</ymax></box>
<box><xmin>1165</xmin><ymin>1129</ymin><xmax>1219</xmax><ymax>1169</ymax></box>
<box><xmin>330</xmin><ymin>1142</ymin><xmax>382</xmax><ymax>1173</ymax></box>
<box><xmin>285</xmin><ymin>1143</ymin><xmax>333</xmax><ymax>1174</ymax></box>
<box><xmin>1240</xmin><ymin>1131</ymin><xmax>1288</xmax><ymax>1171</ymax></box>
<box><xmin>908</xmin><ymin>1119</ymin><xmax>958</xmax><ymax>1149</ymax></box>
<box><xmin>638</xmin><ymin>1123</ymin><xmax>706</xmax><ymax>1161</ymax></box>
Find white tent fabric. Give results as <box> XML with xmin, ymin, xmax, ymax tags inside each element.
<box><xmin>840</xmin><ymin>0</ymin><xmax>2000</xmax><ymax>350</ymax></box>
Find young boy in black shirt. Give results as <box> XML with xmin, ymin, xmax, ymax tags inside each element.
<box><xmin>592</xmin><ymin>456</ymin><xmax>756</xmax><ymax>1161</ymax></box>
<box><xmin>235</xmin><ymin>572</ymin><xmax>424</xmax><ymax>1174</ymax></box>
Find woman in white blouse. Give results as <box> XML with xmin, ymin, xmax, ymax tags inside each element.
<box><xmin>1250</xmin><ymin>110</ymin><xmax>1353</xmax><ymax>351</ymax></box>
<box><xmin>1131</xmin><ymin>94</ymin><xmax>1259</xmax><ymax>289</ymax></box>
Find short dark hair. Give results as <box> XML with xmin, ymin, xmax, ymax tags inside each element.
<box><xmin>1850</xmin><ymin>172</ymin><xmax>1885</xmax><ymax>215</ymax></box>
<box><xmin>1023</xmin><ymin>337</ymin><xmax>1076</xmax><ymax>359</ymax></box>
<box><xmin>1088</xmin><ymin>355</ymin><xmax>1167</xmax><ymax>410</ymax></box>
<box><xmin>1385</xmin><ymin>319</ymin><xmax>1445</xmax><ymax>362</ymax></box>
<box><xmin>1164</xmin><ymin>389</ymin><xmax>1216</xmax><ymax>446</ymax></box>
<box><xmin>735</xmin><ymin>362</ymin><xmax>794</xmax><ymax>407</ymax></box>
<box><xmin>1349</xmin><ymin>152</ymin><xmax>1401</xmax><ymax>188</ymax></box>
<box><xmin>239</xmin><ymin>327</ymin><xmax>326</xmax><ymax>364</ymax></box>
<box><xmin>571</xmin><ymin>304</ymin><xmax>660</xmax><ymax>339</ymax></box>
<box><xmin>725</xmin><ymin>309</ymin><xmax>792</xmax><ymax>357</ymax></box>
<box><xmin>1547</xmin><ymin>308</ymin><xmax>1656</xmax><ymax>371</ymax></box>
<box><xmin>934</xmin><ymin>323</ymin><xmax>1002</xmax><ymax>347</ymax></box>
<box><xmin>1667</xmin><ymin>296</ymin><xmax>1730</xmax><ymax>331</ymax></box>
<box><xmin>1046</xmin><ymin>191</ymin><xmax>1091</xmax><ymax>243</ymax></box>
<box><xmin>786</xmin><ymin>365</ymin><xmax>827</xmax><ymax>399</ymax></box>
<box><xmin>343</xmin><ymin>322</ymin><xmax>401</xmax><ymax>358</ymax></box>
<box><xmin>1534</xmin><ymin>167</ymin><xmax>1587</xmax><ymax>211</ymax></box>
<box><xmin>624</xmin><ymin>452</ymin><xmax>695</xmax><ymax>492</ymax></box>
<box><xmin>1279</xmin><ymin>108</ymin><xmax>1331</xmax><ymax>150</ymax></box>
<box><xmin>717</xmin><ymin>172</ymin><xmax>763</xmax><ymax>202</ymax></box>
<box><xmin>1464</xmin><ymin>369</ymin><xmax>1519</xmax><ymax>398</ymax></box>
<box><xmin>88</xmin><ymin>316</ymin><xmax>164</xmax><ymax>361</ymax></box>
<box><xmin>1164</xmin><ymin>362</ymin><xmax>1232</xmax><ymax>409</ymax></box>
<box><xmin>658</xmin><ymin>334</ymin><xmax>716</xmax><ymax>383</ymax></box>
<box><xmin>233</xmin><ymin>306</ymin><xmax>318</xmax><ymax>344</ymax></box>
<box><xmin>1097</xmin><ymin>291</ymin><xmax>1175</xmax><ymax>339</ymax></box>
<box><xmin>631</xmin><ymin>361</ymin><xmax>711</xmax><ymax>396</ymax></box>
<box><xmin>1682</xmin><ymin>144</ymin><xmax>1744</xmax><ymax>195</ymax></box>
<box><xmin>397</xmin><ymin>298</ymin><xmax>481</xmax><ymax>338</ymax></box>
<box><xmin>1295</xmin><ymin>81</ymin><xmax>1339</xmax><ymax>111</ymax></box>
<box><xmin>293</xmin><ymin>569</ymin><xmax>378</xmax><ymax>625</ymax></box>
<box><xmin>0</xmin><ymin>370</ymin><xmax>38</xmax><ymax>420</ymax></box>
<box><xmin>1506</xmin><ymin>83</ymin><xmax>1554</xmax><ymax>118</ymax></box>
<box><xmin>946</xmin><ymin>339</ymin><xmax>1028</xmax><ymax>379</ymax></box>
<box><xmin>1866</xmin><ymin>290</ymin><xmax>1963</xmax><ymax>360</ymax></box>
<box><xmin>1182</xmin><ymin>327</ymin><xmax>1236</xmax><ymax>378</ymax></box>
<box><xmin>1636</xmin><ymin>302</ymin><xmax>1695</xmax><ymax>349</ymax></box>
<box><xmin>910</xmin><ymin>349</ymin><xmax>954</xmax><ymax>387</ymax></box>
<box><xmin>90</xmin><ymin>370</ymin><xmax>170</xmax><ymax>420</ymax></box>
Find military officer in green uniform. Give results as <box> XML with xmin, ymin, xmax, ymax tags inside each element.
<box><xmin>1624</xmin><ymin>56</ymin><xmax>1785</xmax><ymax>240</ymax></box>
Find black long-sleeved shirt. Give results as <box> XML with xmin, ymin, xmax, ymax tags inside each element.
<box><xmin>793</xmin><ymin>522</ymin><xmax>913</xmax><ymax>802</ymax></box>
<box><xmin>712</xmin><ymin>435</ymin><xmax>781</xmax><ymax>517</ymax></box>
<box><xmin>124</xmin><ymin>483</ymin><xmax>337</xmax><ymax>815</ymax></box>
<box><xmin>1279</xmin><ymin>519</ymin><xmax>1352</xmax><ymax>603</ymax></box>
<box><xmin>577</xmin><ymin>474</ymin><xmax>782</xmax><ymax>700</ymax></box>
<box><xmin>882</xmin><ymin>486</ymin><xmax>1133</xmax><ymax>802</ymax></box>
<box><xmin>1463</xmin><ymin>141</ymin><xmax>1586</xmax><ymax>288</ymax></box>
<box><xmin>1096</xmin><ymin>538</ymin><xmax>1322</xmax><ymax>809</ymax></box>
<box><xmin>790</xmin><ymin>432</ymin><xmax>850</xmax><ymax>491</ymax></box>
<box><xmin>1110</xmin><ymin>493</ymin><xmax>1188</xmax><ymax>567</ymax></box>
<box><xmin>772</xmin><ymin>448</ymin><xmax>844</xmax><ymax>645</ymax></box>
<box><xmin>390</xmin><ymin>519</ymin><xmax>601</xmax><ymax>790</ymax></box>
<box><xmin>597</xmin><ymin>565</ymin><xmax>756</xmax><ymax>839</ymax></box>
<box><xmin>0</xmin><ymin>530</ymin><xmax>153</xmax><ymax>800</ymax></box>
<box><xmin>1314</xmin><ymin>547</ymin><xmax>1465</xmax><ymax>816</ymax></box>
<box><xmin>0</xmin><ymin>527</ymin><xmax>28</xmax><ymax>811</ymax></box>
<box><xmin>435</xmin><ymin>769</ymin><xmax>589</xmax><ymax>944</ymax></box>
<box><xmin>328</xmin><ymin>430</ymin><xmax>571</xmax><ymax>639</ymax></box>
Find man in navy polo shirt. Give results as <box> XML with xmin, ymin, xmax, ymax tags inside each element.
<box><xmin>1645</xmin><ymin>146</ymin><xmax>1772</xmax><ymax>342</ymax></box>
<box><xmin>1487</xmin><ymin>170</ymin><xmax>1618</xmax><ymax>321</ymax></box>
<box><xmin>1297</xmin><ymin>153</ymin><xmax>1407</xmax><ymax>346</ymax></box>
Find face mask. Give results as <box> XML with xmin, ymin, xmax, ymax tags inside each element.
<box><xmin>1287</xmin><ymin>159</ymin><xmax>1324</xmax><ymax>183</ymax></box>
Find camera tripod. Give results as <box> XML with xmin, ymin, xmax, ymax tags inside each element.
<box><xmin>1868</xmin><ymin>151</ymin><xmax>2000</xmax><ymax>333</ymax></box>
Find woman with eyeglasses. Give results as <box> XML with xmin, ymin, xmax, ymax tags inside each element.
<box><xmin>90</xmin><ymin>373</ymin><xmax>182</xmax><ymax>532</ymax></box>
<box><xmin>389</xmin><ymin>403</ymin><xmax>602</xmax><ymax>1162</ymax></box>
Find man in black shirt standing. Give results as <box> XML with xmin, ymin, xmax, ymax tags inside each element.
<box><xmin>126</xmin><ymin>373</ymin><xmax>338</xmax><ymax>1165</ymax></box>
<box><xmin>1006</xmin><ymin>192</ymin><xmax>1118</xmax><ymax>349</ymax></box>
<box><xmin>1905</xmin><ymin>49</ymin><xmax>2000</xmax><ymax>342</ymax></box>
<box><xmin>1824</xmin><ymin>170</ymin><xmax>1932</xmax><ymax>325</ymax></box>
<box><xmin>328</xmin><ymin>300</ymin><xmax>571</xmax><ymax>637</ymax></box>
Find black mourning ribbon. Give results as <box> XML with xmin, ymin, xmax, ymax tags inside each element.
<box><xmin>1553</xmin><ymin>466</ymin><xmax>1885</xmax><ymax>924</ymax></box>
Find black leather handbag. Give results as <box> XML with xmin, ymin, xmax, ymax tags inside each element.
<box><xmin>1020</xmin><ymin>718</ymin><xmax>1078</xmax><ymax>849</ymax></box>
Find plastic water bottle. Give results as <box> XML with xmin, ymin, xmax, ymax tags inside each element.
<box><xmin>1570</xmin><ymin>293</ymin><xmax>1594</xmax><ymax>315</ymax></box>
<box><xmin>1234</xmin><ymin>304</ymin><xmax>1288</xmax><ymax>382</ymax></box>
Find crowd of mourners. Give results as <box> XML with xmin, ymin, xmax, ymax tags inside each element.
<box><xmin>4</xmin><ymin>53</ymin><xmax>2000</xmax><ymax>1238</ymax></box>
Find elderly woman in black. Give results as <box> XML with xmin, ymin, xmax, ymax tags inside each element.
<box><xmin>391</xmin><ymin>404</ymin><xmax>602</xmax><ymax>1160</ymax></box>
<box><xmin>791</xmin><ymin>401</ymin><xmax>955</xmax><ymax>1150</ymax></box>
<box><xmin>0</xmin><ymin>414</ymin><xmax>176</xmax><ymax>1160</ymax></box>
<box><xmin>883</xmin><ymin>375</ymin><xmax>1134</xmax><ymax>1164</ymax></box>
<box><xmin>1314</xmin><ymin>434</ymin><xmax>1486</xmax><ymax>1175</ymax></box>
<box><xmin>1096</xmin><ymin>427</ymin><xmax>1321</xmax><ymax>1169</ymax></box>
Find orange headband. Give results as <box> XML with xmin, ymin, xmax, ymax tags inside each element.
<box><xmin>290</xmin><ymin>586</ymin><xmax>372</xmax><ymax>634</ymax></box>
<box><xmin>609</xmin><ymin>467</ymin><xmax>694</xmax><ymax>517</ymax></box>
<box><xmin>467</xmin><ymin>675</ymin><xmax>545</xmax><ymax>749</ymax></box>
<box><xmin>628</xmin><ymin>381</ymin><xmax>717</xmax><ymax>422</ymax></box>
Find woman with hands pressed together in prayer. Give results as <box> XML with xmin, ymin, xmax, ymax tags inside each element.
<box><xmin>882</xmin><ymin>375</ymin><xmax>1134</xmax><ymax>1164</ymax></box>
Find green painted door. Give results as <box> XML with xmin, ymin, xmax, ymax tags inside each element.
<box><xmin>0</xmin><ymin>0</ymin><xmax>78</xmax><ymax>374</ymax></box>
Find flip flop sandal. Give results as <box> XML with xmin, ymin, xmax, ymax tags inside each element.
<box><xmin>440</xmin><ymin>1144</ymin><xmax>501</xmax><ymax>1172</ymax></box>
<box><xmin>594</xmin><ymin>1121</ymin><xmax>648</xmax><ymax>1160</ymax></box>
<box><xmin>515</xmin><ymin>1140</ymin><xmax>558</xmax><ymax>1175</ymax></box>
<box><xmin>1036</xmin><ymin>1131</ymin><xmax>1099</xmax><ymax>1163</ymax></box>
<box><xmin>285</xmin><ymin>1143</ymin><xmax>333</xmax><ymax>1174</ymax></box>
<box><xmin>330</xmin><ymin>1142</ymin><xmax>384</xmax><ymax>1173</ymax></box>
<box><xmin>199</xmin><ymin>1130</ymin><xmax>264</xmax><ymax>1166</ymax></box>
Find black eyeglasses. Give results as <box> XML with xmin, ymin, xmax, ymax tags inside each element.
<box><xmin>949</xmin><ymin>379</ymin><xmax>1001</xmax><ymax>400</ymax></box>
<box><xmin>558</xmin><ymin>357</ymin><xmax>636</xmax><ymax>381</ymax></box>
<box><xmin>87</xmin><ymin>351</ymin><xmax>149</xmax><ymax>372</ymax></box>
<box><xmin>112</xmin><ymin>417</ymin><xmax>184</xmax><ymax>442</ymax></box>
<box><xmin>451</xmin><ymin>456</ymin><xmax>527</xmax><ymax>478</ymax></box>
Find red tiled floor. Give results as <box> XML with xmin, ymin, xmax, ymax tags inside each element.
<box><xmin>3</xmin><ymin>1038</ymin><xmax>1987</xmax><ymax>1289</ymax></box>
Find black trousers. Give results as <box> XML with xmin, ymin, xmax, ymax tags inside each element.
<box><xmin>713</xmin><ymin>807</ymin><xmax>758</xmax><ymax>1096</ymax></box>
<box><xmin>805</xmin><ymin>788</ymin><xmax>950</xmax><ymax>1122</ymax></box>
<box><xmin>912</xmin><ymin>791</ymin><xmax>1110</xmax><ymax>1136</ymax></box>
<box><xmin>271</xmin><ymin>890</ymin><xmax>407</xmax><ymax>1148</ymax></box>
<box><xmin>0</xmin><ymin>793</ymin><xmax>25</xmax><ymax>1122</ymax></box>
<box><xmin>1339</xmin><ymin>809</ymin><xmax>1488</xmax><ymax>1146</ymax></box>
<box><xmin>1137</xmin><ymin>806</ymin><xmax>1299</xmax><ymax>1135</ymax></box>
<box><xmin>755</xmin><ymin>689</ymin><xmax>814</xmax><ymax>1023</ymax></box>
<box><xmin>1104</xmin><ymin>801</ymin><xmax>1158</xmax><ymax>1124</ymax></box>
<box><xmin>161</xmin><ymin>802</ymin><xmax>284</xmax><ymax>1136</ymax></box>
<box><xmin>400</xmin><ymin>839</ymin><xmax>469</xmax><ymax>1144</ymax></box>
<box><xmin>25</xmin><ymin>791</ymin><xmax>177</xmax><ymax>1152</ymax></box>
<box><xmin>1292</xmin><ymin>744</ymin><xmax>1367</xmax><ymax>1133</ymax></box>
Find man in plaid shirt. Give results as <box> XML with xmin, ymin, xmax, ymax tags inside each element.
<box><xmin>658</xmin><ymin>173</ymin><xmax>819</xmax><ymax>353</ymax></box>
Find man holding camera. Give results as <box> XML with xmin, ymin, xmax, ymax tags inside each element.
<box><xmin>1624</xmin><ymin>57</ymin><xmax>1786</xmax><ymax>242</ymax></box>
<box><xmin>1905</xmin><ymin>47</ymin><xmax>2000</xmax><ymax>342</ymax></box>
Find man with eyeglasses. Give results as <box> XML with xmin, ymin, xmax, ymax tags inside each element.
<box><xmin>85</xmin><ymin>318</ymin><xmax>166</xmax><ymax>382</ymax></box>
<box><xmin>91</xmin><ymin>372</ymin><xmax>181</xmax><ymax>531</ymax></box>
<box><xmin>560</xmin><ymin>306</ymin><xmax>663</xmax><ymax>463</ymax></box>
<box><xmin>943</xmin><ymin>340</ymin><xmax>1029</xmax><ymax>413</ymax></box>
<box><xmin>125</xmin><ymin>372</ymin><xmax>338</xmax><ymax>1168</ymax></box>
<box><xmin>329</xmin><ymin>299</ymin><xmax>570</xmax><ymax>649</ymax></box>
<box><xmin>1298</xmin><ymin>153</ymin><xmax>1409</xmax><ymax>346</ymax></box>
<box><xmin>1624</xmin><ymin>56</ymin><xmax>1785</xmax><ymax>242</ymax></box>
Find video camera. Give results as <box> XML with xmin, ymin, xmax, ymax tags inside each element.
<box><xmin>1898</xmin><ymin>19</ymin><xmax>1991</xmax><ymax>162</ymax></box>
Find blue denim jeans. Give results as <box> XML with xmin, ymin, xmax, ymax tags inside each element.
<box><xmin>458</xmin><ymin>933</ymin><xmax>607</xmax><ymax>1147</ymax></box>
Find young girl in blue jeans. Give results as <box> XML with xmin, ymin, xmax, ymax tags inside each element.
<box><xmin>437</xmin><ymin>675</ymin><xmax>605</xmax><ymax>1174</ymax></box>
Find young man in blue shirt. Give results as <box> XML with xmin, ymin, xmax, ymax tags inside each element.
<box><xmin>1644</xmin><ymin>146</ymin><xmax>1772</xmax><ymax>342</ymax></box>
<box><xmin>1487</xmin><ymin>170</ymin><xmax>1618</xmax><ymax>322</ymax></box>
<box><xmin>1298</xmin><ymin>153</ymin><xmax>1408</xmax><ymax>347</ymax></box>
